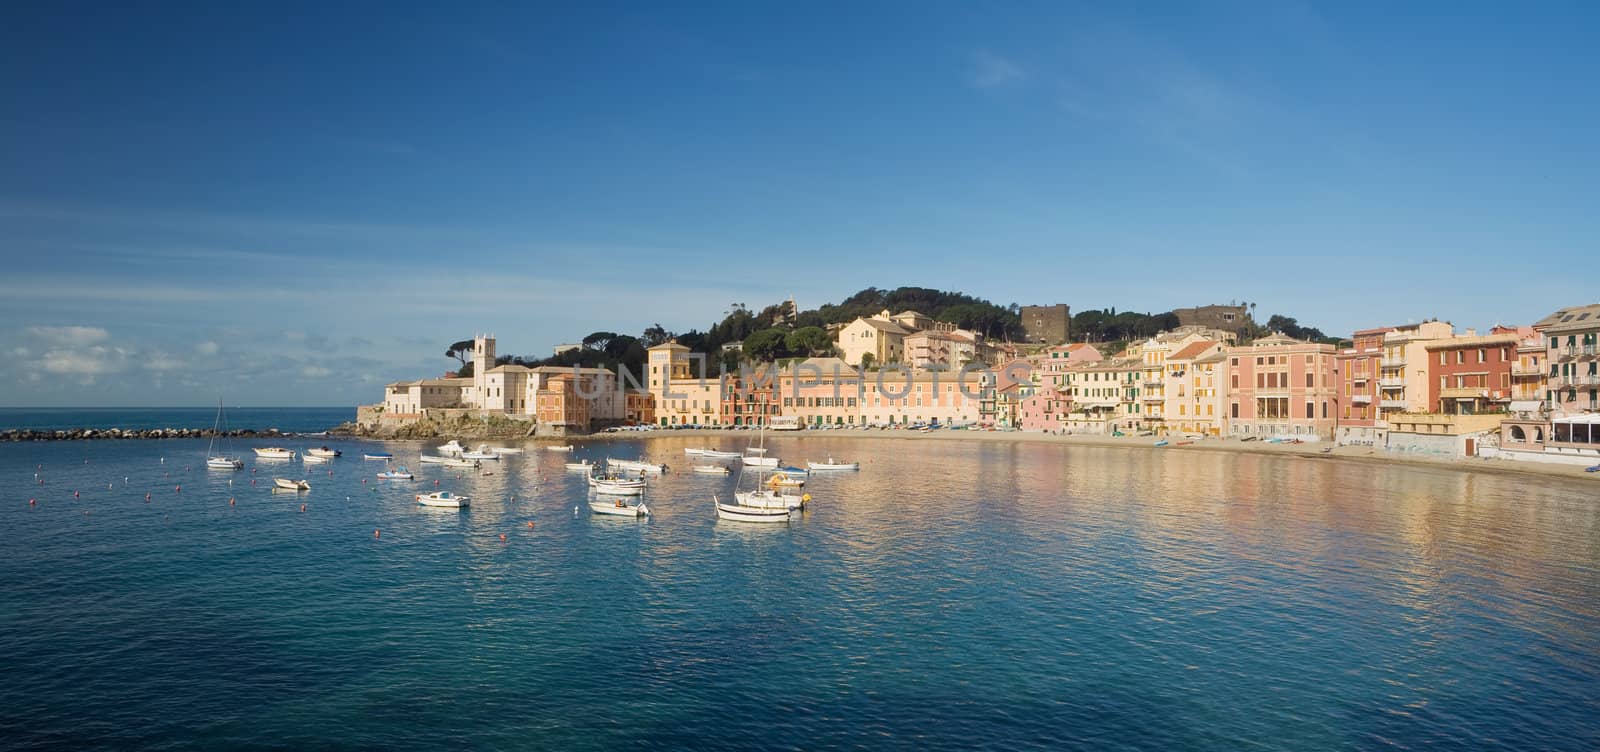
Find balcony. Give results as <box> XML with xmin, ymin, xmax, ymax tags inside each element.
<box><xmin>1379</xmin><ymin>378</ymin><xmax>1404</xmax><ymax>389</ymax></box>
<box><xmin>1511</xmin><ymin>365</ymin><xmax>1544</xmax><ymax>377</ymax></box>
<box><xmin>1585</xmin><ymin>344</ymin><xmax>1599</xmax><ymax>358</ymax></box>
<box><xmin>1351</xmin><ymin>374</ymin><xmax>1369</xmax><ymax>383</ymax></box>
<box><xmin>1440</xmin><ymin>387</ymin><xmax>1490</xmax><ymax>401</ymax></box>
<box><xmin>1556</xmin><ymin>346</ymin><xmax>1578</xmax><ymax>361</ymax></box>
<box><xmin>1380</xmin><ymin>358</ymin><xmax>1406</xmax><ymax>368</ymax></box>
<box><xmin>1142</xmin><ymin>394</ymin><xmax>1165</xmax><ymax>402</ymax></box>
<box><xmin>1142</xmin><ymin>380</ymin><xmax>1163</xmax><ymax>389</ymax></box>
<box><xmin>1380</xmin><ymin>399</ymin><xmax>1409</xmax><ymax>410</ymax></box>
<box><xmin>1350</xmin><ymin>394</ymin><xmax>1372</xmax><ymax>405</ymax></box>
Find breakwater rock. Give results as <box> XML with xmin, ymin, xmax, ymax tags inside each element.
<box><xmin>0</xmin><ymin>428</ymin><xmax>296</xmax><ymax>442</ymax></box>
<box><xmin>329</xmin><ymin>416</ymin><xmax>539</xmax><ymax>441</ymax></box>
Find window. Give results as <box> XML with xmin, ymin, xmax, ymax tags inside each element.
<box><xmin>1231</xmin><ymin>403</ymin><xmax>1239</xmax><ymax>418</ymax></box>
<box><xmin>1231</xmin><ymin>374</ymin><xmax>1239</xmax><ymax>389</ymax></box>
<box><xmin>1322</xmin><ymin>401</ymin><xmax>1328</xmax><ymax>419</ymax></box>
<box><xmin>1440</xmin><ymin>352</ymin><xmax>1447</xmax><ymax>365</ymax></box>
<box><xmin>1456</xmin><ymin>351</ymin><xmax>1465</xmax><ymax>364</ymax></box>
<box><xmin>1478</xmin><ymin>349</ymin><xmax>1486</xmax><ymax>363</ymax></box>
<box><xmin>1305</xmin><ymin>402</ymin><xmax>1314</xmax><ymax>419</ymax></box>
<box><xmin>1306</xmin><ymin>373</ymin><xmax>1314</xmax><ymax>388</ymax></box>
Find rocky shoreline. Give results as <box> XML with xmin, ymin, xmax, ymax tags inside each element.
<box><xmin>1</xmin><ymin>427</ymin><xmax>306</xmax><ymax>442</ymax></box>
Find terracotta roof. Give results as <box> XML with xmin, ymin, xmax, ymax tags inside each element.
<box><xmin>1168</xmin><ymin>340</ymin><xmax>1219</xmax><ymax>361</ymax></box>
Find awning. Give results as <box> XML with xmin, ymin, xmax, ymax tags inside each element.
<box><xmin>1552</xmin><ymin>414</ymin><xmax>1600</xmax><ymax>425</ymax></box>
<box><xmin>1510</xmin><ymin>400</ymin><xmax>1542</xmax><ymax>412</ymax></box>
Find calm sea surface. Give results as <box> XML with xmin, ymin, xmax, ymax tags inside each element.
<box><xmin>2</xmin><ymin>426</ymin><xmax>1597</xmax><ymax>750</ymax></box>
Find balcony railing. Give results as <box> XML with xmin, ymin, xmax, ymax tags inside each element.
<box><xmin>1351</xmin><ymin>374</ymin><xmax>1369</xmax><ymax>383</ymax></box>
<box><xmin>1556</xmin><ymin>346</ymin><xmax>1578</xmax><ymax>360</ymax></box>
<box><xmin>1380</xmin><ymin>358</ymin><xmax>1406</xmax><ymax>368</ymax></box>
<box><xmin>1350</xmin><ymin>394</ymin><xmax>1372</xmax><ymax>404</ymax></box>
<box><xmin>1142</xmin><ymin>394</ymin><xmax>1165</xmax><ymax>402</ymax></box>
<box><xmin>1380</xmin><ymin>399</ymin><xmax>1409</xmax><ymax>410</ymax></box>
<box><xmin>1379</xmin><ymin>378</ymin><xmax>1404</xmax><ymax>389</ymax></box>
<box><xmin>1510</xmin><ymin>366</ymin><xmax>1544</xmax><ymax>377</ymax></box>
<box><xmin>1585</xmin><ymin>344</ymin><xmax>1598</xmax><ymax>358</ymax></box>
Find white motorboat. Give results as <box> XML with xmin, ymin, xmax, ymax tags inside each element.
<box><xmin>376</xmin><ymin>466</ymin><xmax>414</xmax><ymax>480</ymax></box>
<box><xmin>254</xmin><ymin>447</ymin><xmax>295</xmax><ymax>459</ymax></box>
<box><xmin>273</xmin><ymin>478</ymin><xmax>310</xmax><ymax>492</ymax></box>
<box><xmin>608</xmin><ymin>458</ymin><xmax>667</xmax><ymax>474</ymax></box>
<box><xmin>692</xmin><ymin>464</ymin><xmax>730</xmax><ymax>475</ymax></box>
<box><xmin>546</xmin><ymin>444</ymin><xmax>574</xmax><ymax>452</ymax></box>
<box><xmin>564</xmin><ymin>460</ymin><xmax>594</xmax><ymax>471</ymax></box>
<box><xmin>742</xmin><ymin>455</ymin><xmax>779</xmax><ymax>468</ymax></box>
<box><xmin>588</xmin><ymin>498</ymin><xmax>650</xmax><ymax>517</ymax></box>
<box><xmin>438</xmin><ymin>440</ymin><xmax>467</xmax><ymax>455</ymax></box>
<box><xmin>303</xmin><ymin>453</ymin><xmax>331</xmax><ymax>465</ymax></box>
<box><xmin>462</xmin><ymin>444</ymin><xmax>500</xmax><ymax>460</ymax></box>
<box><xmin>363</xmin><ymin>452</ymin><xmax>394</xmax><ymax>460</ymax></box>
<box><xmin>204</xmin><ymin>399</ymin><xmax>243</xmax><ymax>470</ymax></box>
<box><xmin>807</xmin><ymin>457</ymin><xmax>860</xmax><ymax>471</ymax></box>
<box><xmin>714</xmin><ymin>494</ymin><xmax>795</xmax><ymax>523</ymax></box>
<box><xmin>700</xmin><ymin>449</ymin><xmax>742</xmax><ymax>459</ymax></box>
<box><xmin>587</xmin><ymin>473</ymin><xmax>646</xmax><ymax>495</ymax></box>
<box><xmin>306</xmin><ymin>446</ymin><xmax>341</xmax><ymax>458</ymax></box>
<box><xmin>443</xmin><ymin>458</ymin><xmax>481</xmax><ymax>470</ymax></box>
<box><xmin>684</xmin><ymin>447</ymin><xmax>711</xmax><ymax>456</ymax></box>
<box><xmin>418</xmin><ymin>455</ymin><xmax>449</xmax><ymax>464</ymax></box>
<box><xmin>416</xmin><ymin>491</ymin><xmax>469</xmax><ymax>508</ymax></box>
<box><xmin>489</xmin><ymin>446</ymin><xmax>524</xmax><ymax>454</ymax></box>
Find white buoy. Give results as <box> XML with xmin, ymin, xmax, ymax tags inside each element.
<box><xmin>574</xmin><ymin>506</ymin><xmax>579</xmax><ymax>515</ymax></box>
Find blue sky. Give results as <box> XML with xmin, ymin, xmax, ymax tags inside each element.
<box><xmin>2</xmin><ymin>1</ymin><xmax>1595</xmax><ymax>406</ymax></box>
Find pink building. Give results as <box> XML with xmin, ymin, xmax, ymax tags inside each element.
<box><xmin>1019</xmin><ymin>389</ymin><xmax>1070</xmax><ymax>432</ymax></box>
<box><xmin>1225</xmin><ymin>333</ymin><xmax>1339</xmax><ymax>440</ymax></box>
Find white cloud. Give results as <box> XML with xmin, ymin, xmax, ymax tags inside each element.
<box><xmin>11</xmin><ymin>346</ymin><xmax>29</xmax><ymax>357</ymax></box>
<box><xmin>40</xmin><ymin>345</ymin><xmax>130</xmax><ymax>376</ymax></box>
<box><xmin>969</xmin><ymin>51</ymin><xmax>1025</xmax><ymax>89</ymax></box>
<box><xmin>302</xmin><ymin>365</ymin><xmax>331</xmax><ymax>378</ymax></box>
<box><xmin>27</xmin><ymin>325</ymin><xmax>110</xmax><ymax>346</ymax></box>
<box><xmin>285</xmin><ymin>330</ymin><xmax>307</xmax><ymax>341</ymax></box>
<box><xmin>195</xmin><ymin>341</ymin><xmax>220</xmax><ymax>355</ymax></box>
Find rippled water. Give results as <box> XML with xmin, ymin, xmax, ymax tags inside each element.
<box><xmin>2</xmin><ymin>436</ymin><xmax>1597</xmax><ymax>750</ymax></box>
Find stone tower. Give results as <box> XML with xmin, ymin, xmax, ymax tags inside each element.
<box><xmin>472</xmin><ymin>333</ymin><xmax>495</xmax><ymax>408</ymax></box>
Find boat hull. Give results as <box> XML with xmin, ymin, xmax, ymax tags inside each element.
<box><xmin>363</xmin><ymin>453</ymin><xmax>394</xmax><ymax>460</ymax></box>
<box><xmin>589</xmin><ymin>482</ymin><xmax>644</xmax><ymax>496</ymax></box>
<box><xmin>303</xmin><ymin>454</ymin><xmax>330</xmax><ymax>464</ymax></box>
<box><xmin>692</xmin><ymin>465</ymin><xmax>730</xmax><ymax>475</ymax></box>
<box><xmin>416</xmin><ymin>493</ymin><xmax>468</xmax><ymax>508</ymax></box>
<box><xmin>564</xmin><ymin>462</ymin><xmax>594</xmax><ymax>471</ymax></box>
<box><xmin>273</xmin><ymin>479</ymin><xmax>310</xmax><ymax>491</ymax></box>
<box><xmin>254</xmin><ymin>448</ymin><xmax>295</xmax><ymax>459</ymax></box>
<box><xmin>700</xmin><ymin>450</ymin><xmax>741</xmax><ymax>459</ymax></box>
<box><xmin>206</xmin><ymin>457</ymin><xmax>243</xmax><ymax>470</ymax></box>
<box><xmin>806</xmin><ymin>462</ymin><xmax>859</xmax><ymax>471</ymax></box>
<box><xmin>742</xmin><ymin>457</ymin><xmax>778</xmax><ymax>467</ymax></box>
<box><xmin>588</xmin><ymin>500</ymin><xmax>649</xmax><ymax>517</ymax></box>
<box><xmin>715</xmin><ymin>501</ymin><xmax>794</xmax><ymax>523</ymax></box>
<box><xmin>608</xmin><ymin>459</ymin><xmax>666</xmax><ymax>474</ymax></box>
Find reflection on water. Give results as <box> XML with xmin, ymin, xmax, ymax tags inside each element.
<box><xmin>1</xmin><ymin>435</ymin><xmax>1597</xmax><ymax>750</ymax></box>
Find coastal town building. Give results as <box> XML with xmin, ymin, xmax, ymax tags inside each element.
<box><xmin>1535</xmin><ymin>303</ymin><xmax>1600</xmax><ymax>462</ymax></box>
<box><xmin>777</xmin><ymin>358</ymin><xmax>863</xmax><ymax>427</ymax></box>
<box><xmin>1060</xmin><ymin>357</ymin><xmax>1144</xmax><ymax>434</ymax></box>
<box><xmin>1173</xmin><ymin>304</ymin><xmax>1253</xmax><ymax>339</ymax></box>
<box><xmin>1018</xmin><ymin>389</ymin><xmax>1070</xmax><ymax>432</ymax></box>
<box><xmin>1423</xmin><ymin>328</ymin><xmax>1524</xmax><ymax>415</ymax></box>
<box><xmin>1019</xmin><ymin>304</ymin><xmax>1071</xmax><ymax>344</ymax></box>
<box><xmin>1224</xmin><ymin>333</ymin><xmax>1337</xmax><ymax>440</ymax></box>
<box><xmin>858</xmin><ymin>367</ymin><xmax>984</xmax><ymax>427</ymax></box>
<box><xmin>1377</xmin><ymin>320</ymin><xmax>1455</xmax><ymax>422</ymax></box>
<box><xmin>1164</xmin><ymin>340</ymin><xmax>1227</xmax><ymax>436</ymax></box>
<box><xmin>1335</xmin><ymin>327</ymin><xmax>1389</xmax><ymax>446</ymax></box>
<box><xmin>904</xmin><ymin>328</ymin><xmax>987</xmax><ymax>369</ymax></box>
<box><xmin>835</xmin><ymin>312</ymin><xmax>911</xmax><ymax>369</ymax></box>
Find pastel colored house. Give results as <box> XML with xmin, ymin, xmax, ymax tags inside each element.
<box><xmin>1377</xmin><ymin>320</ymin><xmax>1455</xmax><ymax>421</ymax></box>
<box><xmin>1163</xmin><ymin>340</ymin><xmax>1227</xmax><ymax>436</ymax></box>
<box><xmin>1061</xmin><ymin>357</ymin><xmax>1144</xmax><ymax>434</ymax></box>
<box><xmin>859</xmin><ymin>367</ymin><xmax>984</xmax><ymax>426</ymax></box>
<box><xmin>647</xmin><ymin>341</ymin><xmax>723</xmax><ymax>426</ymax></box>
<box><xmin>1423</xmin><ymin>328</ymin><xmax>1524</xmax><ymax>415</ymax></box>
<box><xmin>777</xmin><ymin>357</ymin><xmax>863</xmax><ymax>427</ymax></box>
<box><xmin>1018</xmin><ymin>389</ymin><xmax>1070</xmax><ymax>432</ymax></box>
<box><xmin>1335</xmin><ymin>327</ymin><xmax>1390</xmax><ymax>446</ymax></box>
<box><xmin>1224</xmin><ymin>333</ymin><xmax>1338</xmax><ymax>440</ymax></box>
<box><xmin>835</xmin><ymin>312</ymin><xmax>911</xmax><ymax>369</ymax></box>
<box><xmin>1536</xmin><ymin>303</ymin><xmax>1600</xmax><ymax>462</ymax></box>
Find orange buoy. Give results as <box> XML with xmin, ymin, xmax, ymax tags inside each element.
<box><xmin>526</xmin><ymin>520</ymin><xmax>534</xmax><ymax>529</ymax></box>
<box><xmin>500</xmin><ymin>533</ymin><xmax>507</xmax><ymax>542</ymax></box>
<box><xmin>374</xmin><ymin>528</ymin><xmax>381</xmax><ymax>539</ymax></box>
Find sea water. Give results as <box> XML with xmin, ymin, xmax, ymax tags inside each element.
<box><xmin>1</xmin><ymin>430</ymin><xmax>1596</xmax><ymax>750</ymax></box>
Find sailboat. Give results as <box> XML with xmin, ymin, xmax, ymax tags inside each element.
<box><xmin>715</xmin><ymin>423</ymin><xmax>806</xmax><ymax>522</ymax></box>
<box><xmin>205</xmin><ymin>399</ymin><xmax>244</xmax><ymax>470</ymax></box>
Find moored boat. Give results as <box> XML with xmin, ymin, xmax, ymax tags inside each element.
<box><xmin>306</xmin><ymin>446</ymin><xmax>341</xmax><ymax>458</ymax></box>
<box><xmin>363</xmin><ymin>452</ymin><xmax>394</xmax><ymax>460</ymax></box>
<box><xmin>489</xmin><ymin>446</ymin><xmax>524</xmax><ymax>454</ymax></box>
<box><xmin>699</xmin><ymin>449</ymin><xmax>742</xmax><ymax>459</ymax></box>
<box><xmin>692</xmin><ymin>464</ymin><xmax>730</xmax><ymax>475</ymax></box>
<box><xmin>303</xmin><ymin>453</ymin><xmax>331</xmax><ymax>464</ymax></box>
<box><xmin>463</xmin><ymin>444</ymin><xmax>500</xmax><ymax>460</ymax></box>
<box><xmin>588</xmin><ymin>497</ymin><xmax>650</xmax><ymax>517</ymax></box>
<box><xmin>443</xmin><ymin>457</ymin><xmax>482</xmax><ymax>470</ymax></box>
<box><xmin>437</xmin><ymin>440</ymin><xmax>466</xmax><ymax>455</ymax></box>
<box><xmin>714</xmin><ymin>494</ymin><xmax>795</xmax><ymax>523</ymax></box>
<box><xmin>546</xmin><ymin>444</ymin><xmax>574</xmax><ymax>452</ymax></box>
<box><xmin>204</xmin><ymin>399</ymin><xmax>243</xmax><ymax>470</ymax></box>
<box><xmin>806</xmin><ymin>457</ymin><xmax>859</xmax><ymax>471</ymax></box>
<box><xmin>273</xmin><ymin>478</ymin><xmax>311</xmax><ymax>491</ymax></box>
<box><xmin>418</xmin><ymin>455</ymin><xmax>449</xmax><ymax>464</ymax></box>
<box><xmin>254</xmin><ymin>447</ymin><xmax>295</xmax><ymax>459</ymax></box>
<box><xmin>416</xmin><ymin>491</ymin><xmax>469</xmax><ymax>508</ymax></box>
<box><xmin>377</xmin><ymin>466</ymin><xmax>414</xmax><ymax>480</ymax></box>
<box><xmin>608</xmin><ymin>458</ymin><xmax>667</xmax><ymax>474</ymax></box>
<box><xmin>564</xmin><ymin>460</ymin><xmax>594</xmax><ymax>471</ymax></box>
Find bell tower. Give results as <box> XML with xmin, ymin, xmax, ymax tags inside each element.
<box><xmin>472</xmin><ymin>333</ymin><xmax>495</xmax><ymax>408</ymax></box>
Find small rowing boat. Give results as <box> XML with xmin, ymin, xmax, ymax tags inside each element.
<box><xmin>416</xmin><ymin>491</ymin><xmax>469</xmax><ymax>508</ymax></box>
<box><xmin>273</xmin><ymin>478</ymin><xmax>310</xmax><ymax>492</ymax></box>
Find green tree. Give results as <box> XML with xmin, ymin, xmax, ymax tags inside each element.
<box><xmin>743</xmin><ymin>328</ymin><xmax>789</xmax><ymax>362</ymax></box>
<box><xmin>445</xmin><ymin>339</ymin><xmax>474</xmax><ymax>370</ymax></box>
<box><xmin>784</xmin><ymin>326</ymin><xmax>833</xmax><ymax>357</ymax></box>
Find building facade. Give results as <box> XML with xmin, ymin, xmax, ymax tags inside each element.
<box><xmin>1019</xmin><ymin>304</ymin><xmax>1071</xmax><ymax>344</ymax></box>
<box><xmin>1225</xmin><ymin>333</ymin><xmax>1338</xmax><ymax>440</ymax></box>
